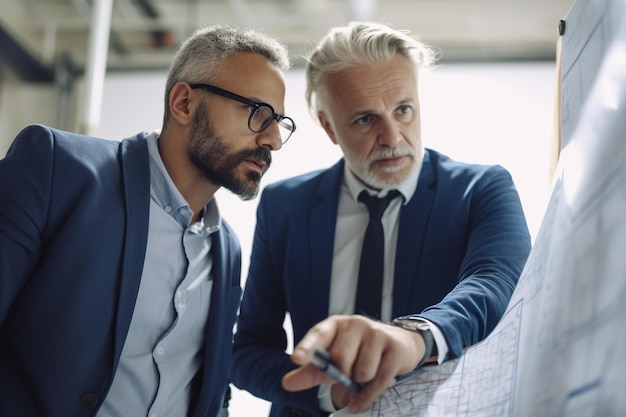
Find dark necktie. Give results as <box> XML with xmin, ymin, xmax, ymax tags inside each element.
<box><xmin>355</xmin><ymin>190</ymin><xmax>400</xmax><ymax>320</ymax></box>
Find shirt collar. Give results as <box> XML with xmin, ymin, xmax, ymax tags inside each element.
<box><xmin>146</xmin><ymin>131</ymin><xmax>221</xmax><ymax>231</ymax></box>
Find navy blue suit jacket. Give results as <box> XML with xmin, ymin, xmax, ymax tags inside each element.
<box><xmin>0</xmin><ymin>125</ymin><xmax>242</xmax><ymax>417</ymax></box>
<box><xmin>231</xmin><ymin>150</ymin><xmax>531</xmax><ymax>417</ymax></box>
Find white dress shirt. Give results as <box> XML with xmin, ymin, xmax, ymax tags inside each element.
<box><xmin>318</xmin><ymin>163</ymin><xmax>448</xmax><ymax>412</ymax></box>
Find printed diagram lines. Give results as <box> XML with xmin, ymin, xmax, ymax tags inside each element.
<box><xmin>369</xmin><ymin>303</ymin><xmax>523</xmax><ymax>417</ymax></box>
<box><xmin>522</xmin><ymin>171</ymin><xmax>626</xmax><ymax>417</ymax></box>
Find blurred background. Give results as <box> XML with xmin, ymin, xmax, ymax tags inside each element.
<box><xmin>0</xmin><ymin>0</ymin><xmax>573</xmax><ymax>415</ymax></box>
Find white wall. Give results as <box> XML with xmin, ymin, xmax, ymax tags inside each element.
<box><xmin>0</xmin><ymin>65</ymin><xmax>86</xmax><ymax>157</ymax></box>
<box><xmin>0</xmin><ymin>70</ymin><xmax>58</xmax><ymax>157</ymax></box>
<box><xmin>97</xmin><ymin>62</ymin><xmax>557</xmax><ymax>416</ymax></box>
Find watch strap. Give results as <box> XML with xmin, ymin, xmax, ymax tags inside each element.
<box><xmin>415</xmin><ymin>327</ymin><xmax>434</xmax><ymax>368</ymax></box>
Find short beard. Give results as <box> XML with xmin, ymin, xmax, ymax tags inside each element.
<box><xmin>187</xmin><ymin>99</ymin><xmax>271</xmax><ymax>200</ymax></box>
<box><xmin>348</xmin><ymin>149</ymin><xmax>421</xmax><ymax>189</ymax></box>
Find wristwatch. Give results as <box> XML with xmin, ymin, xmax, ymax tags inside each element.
<box><xmin>391</xmin><ymin>316</ymin><xmax>436</xmax><ymax>368</ymax></box>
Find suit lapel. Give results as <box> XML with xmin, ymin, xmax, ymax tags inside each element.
<box><xmin>201</xmin><ymin>226</ymin><xmax>228</xmax><ymax>369</ymax></box>
<box><xmin>309</xmin><ymin>160</ymin><xmax>344</xmax><ymax>322</ymax></box>
<box><xmin>192</xmin><ymin>224</ymin><xmax>241</xmax><ymax>417</ymax></box>
<box><xmin>392</xmin><ymin>151</ymin><xmax>436</xmax><ymax>317</ymax></box>
<box><xmin>115</xmin><ymin>133</ymin><xmax>151</xmax><ymax>360</ymax></box>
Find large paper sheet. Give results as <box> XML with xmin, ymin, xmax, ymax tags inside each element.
<box><xmin>333</xmin><ymin>1</ymin><xmax>626</xmax><ymax>415</ymax></box>
<box><xmin>559</xmin><ymin>0</ymin><xmax>623</xmax><ymax>148</ymax></box>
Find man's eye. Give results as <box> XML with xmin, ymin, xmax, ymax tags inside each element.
<box><xmin>356</xmin><ymin>115</ymin><xmax>372</xmax><ymax>125</ymax></box>
<box><xmin>398</xmin><ymin>105</ymin><xmax>411</xmax><ymax>115</ymax></box>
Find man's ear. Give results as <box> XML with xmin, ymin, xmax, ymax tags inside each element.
<box><xmin>318</xmin><ymin>111</ymin><xmax>338</xmax><ymax>145</ymax></box>
<box><xmin>169</xmin><ymin>82</ymin><xmax>195</xmax><ymax>126</ymax></box>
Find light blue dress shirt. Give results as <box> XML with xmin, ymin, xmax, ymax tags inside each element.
<box><xmin>97</xmin><ymin>132</ymin><xmax>221</xmax><ymax>417</ymax></box>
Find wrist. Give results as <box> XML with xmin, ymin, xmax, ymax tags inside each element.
<box><xmin>390</xmin><ymin>316</ymin><xmax>435</xmax><ymax>368</ymax></box>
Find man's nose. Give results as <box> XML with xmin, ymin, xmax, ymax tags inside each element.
<box><xmin>376</xmin><ymin>117</ymin><xmax>402</xmax><ymax>147</ymax></box>
<box><xmin>258</xmin><ymin>120</ymin><xmax>283</xmax><ymax>151</ymax></box>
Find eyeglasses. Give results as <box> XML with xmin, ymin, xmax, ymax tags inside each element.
<box><xmin>189</xmin><ymin>83</ymin><xmax>296</xmax><ymax>144</ymax></box>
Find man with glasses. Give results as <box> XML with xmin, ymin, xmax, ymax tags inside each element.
<box><xmin>0</xmin><ymin>25</ymin><xmax>294</xmax><ymax>417</ymax></box>
<box><xmin>231</xmin><ymin>22</ymin><xmax>530</xmax><ymax>417</ymax></box>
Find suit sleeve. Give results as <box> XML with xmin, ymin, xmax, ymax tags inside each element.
<box><xmin>416</xmin><ymin>165</ymin><xmax>531</xmax><ymax>358</ymax></box>
<box><xmin>0</xmin><ymin>125</ymin><xmax>54</xmax><ymax>323</ymax></box>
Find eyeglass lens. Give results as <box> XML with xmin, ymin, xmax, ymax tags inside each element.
<box><xmin>250</xmin><ymin>105</ymin><xmax>295</xmax><ymax>143</ymax></box>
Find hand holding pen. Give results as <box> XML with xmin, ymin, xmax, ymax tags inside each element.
<box><xmin>282</xmin><ymin>314</ymin><xmax>427</xmax><ymax>413</ymax></box>
<box><xmin>311</xmin><ymin>347</ymin><xmax>361</xmax><ymax>392</ymax></box>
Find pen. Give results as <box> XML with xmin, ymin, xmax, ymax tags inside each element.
<box><xmin>311</xmin><ymin>347</ymin><xmax>361</xmax><ymax>392</ymax></box>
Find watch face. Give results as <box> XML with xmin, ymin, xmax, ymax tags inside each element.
<box><xmin>414</xmin><ymin>322</ymin><xmax>431</xmax><ymax>331</ymax></box>
<box><xmin>394</xmin><ymin>317</ymin><xmax>430</xmax><ymax>331</ymax></box>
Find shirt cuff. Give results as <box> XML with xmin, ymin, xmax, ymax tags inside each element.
<box><xmin>318</xmin><ymin>383</ymin><xmax>337</xmax><ymax>413</ymax></box>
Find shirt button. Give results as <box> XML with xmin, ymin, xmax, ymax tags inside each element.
<box><xmin>165</xmin><ymin>205</ymin><xmax>172</xmax><ymax>213</ymax></box>
<box><xmin>150</xmin><ymin>413</ymin><xmax>158</xmax><ymax>417</ymax></box>
<box><xmin>81</xmin><ymin>392</ymin><xmax>99</xmax><ymax>408</ymax></box>
<box><xmin>156</xmin><ymin>346</ymin><xmax>164</xmax><ymax>355</ymax></box>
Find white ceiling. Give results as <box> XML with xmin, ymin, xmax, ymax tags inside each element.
<box><xmin>1</xmin><ymin>0</ymin><xmax>573</xmax><ymax>77</ymax></box>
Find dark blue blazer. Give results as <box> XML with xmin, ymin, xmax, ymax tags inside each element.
<box><xmin>0</xmin><ymin>125</ymin><xmax>242</xmax><ymax>417</ymax></box>
<box><xmin>231</xmin><ymin>150</ymin><xmax>531</xmax><ymax>417</ymax></box>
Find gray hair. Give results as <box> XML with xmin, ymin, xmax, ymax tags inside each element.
<box><xmin>305</xmin><ymin>21</ymin><xmax>437</xmax><ymax>114</ymax></box>
<box><xmin>163</xmin><ymin>25</ymin><xmax>290</xmax><ymax>126</ymax></box>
